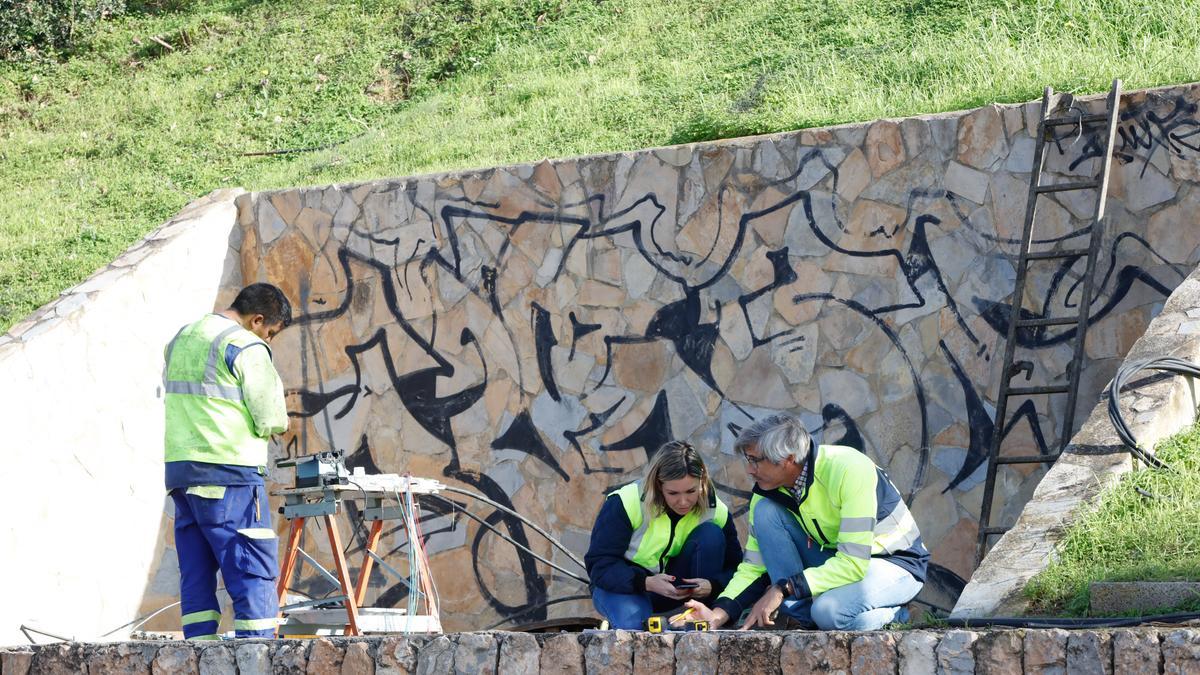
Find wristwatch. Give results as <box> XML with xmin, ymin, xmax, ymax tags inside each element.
<box><xmin>773</xmin><ymin>577</ymin><xmax>795</xmax><ymax>598</ymax></box>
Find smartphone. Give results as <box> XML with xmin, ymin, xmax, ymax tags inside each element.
<box><xmin>672</xmin><ymin>580</ymin><xmax>699</xmax><ymax>590</ymax></box>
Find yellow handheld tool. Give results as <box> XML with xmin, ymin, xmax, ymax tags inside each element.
<box><xmin>667</xmin><ymin>607</ymin><xmax>694</xmax><ymax>624</ymax></box>
<box><xmin>646</xmin><ymin>616</ymin><xmax>663</xmax><ymax>633</ymax></box>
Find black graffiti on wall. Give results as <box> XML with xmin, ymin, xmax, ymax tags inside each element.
<box><xmin>282</xmin><ymin>131</ymin><xmax>1191</xmax><ymax>621</ymax></box>
<box><xmin>1047</xmin><ymin>94</ymin><xmax>1200</xmax><ymax>175</ymax></box>
<box><xmin>973</xmin><ymin>232</ymin><xmax>1187</xmax><ymax>348</ymax></box>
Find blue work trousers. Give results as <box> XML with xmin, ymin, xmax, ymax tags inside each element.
<box><xmin>753</xmin><ymin>498</ymin><xmax>922</xmax><ymax>630</ymax></box>
<box><xmin>171</xmin><ymin>483</ymin><xmax>280</xmax><ymax>639</ymax></box>
<box><xmin>592</xmin><ymin>521</ymin><xmax>726</xmax><ymax>630</ymax></box>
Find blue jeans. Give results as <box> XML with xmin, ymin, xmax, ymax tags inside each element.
<box><xmin>592</xmin><ymin>521</ymin><xmax>726</xmax><ymax>630</ymax></box>
<box><xmin>753</xmin><ymin>498</ymin><xmax>922</xmax><ymax>630</ymax></box>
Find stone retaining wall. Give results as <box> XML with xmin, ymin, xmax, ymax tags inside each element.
<box><xmin>206</xmin><ymin>82</ymin><xmax>1200</xmax><ymax>632</ymax></box>
<box><xmin>4</xmin><ymin>629</ymin><xmax>1200</xmax><ymax>674</ymax></box>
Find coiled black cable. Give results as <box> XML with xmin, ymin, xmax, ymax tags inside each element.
<box><xmin>441</xmin><ymin>485</ymin><xmax>587</xmax><ymax>569</ymax></box>
<box><xmin>1106</xmin><ymin>355</ymin><xmax>1200</xmax><ymax>472</ymax></box>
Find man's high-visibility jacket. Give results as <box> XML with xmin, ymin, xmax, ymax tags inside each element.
<box><xmin>713</xmin><ymin>444</ymin><xmax>929</xmax><ymax>620</ymax></box>
<box><xmin>163</xmin><ymin>313</ymin><xmax>287</xmax><ymax>477</ymax></box>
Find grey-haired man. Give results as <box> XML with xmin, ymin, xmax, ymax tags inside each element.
<box><xmin>681</xmin><ymin>414</ymin><xmax>928</xmax><ymax>630</ymax></box>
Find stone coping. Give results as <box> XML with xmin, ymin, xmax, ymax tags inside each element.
<box><xmin>3</xmin><ymin>628</ymin><xmax>1199</xmax><ymax>674</ymax></box>
<box><xmin>953</xmin><ymin>262</ymin><xmax>1200</xmax><ymax>619</ymax></box>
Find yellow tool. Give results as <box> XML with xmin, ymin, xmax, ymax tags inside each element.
<box><xmin>646</xmin><ymin>616</ymin><xmax>663</xmax><ymax>633</ymax></box>
<box><xmin>668</xmin><ymin>607</ymin><xmax>694</xmax><ymax>624</ymax></box>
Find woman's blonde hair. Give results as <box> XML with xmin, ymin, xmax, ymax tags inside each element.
<box><xmin>642</xmin><ymin>441</ymin><xmax>713</xmax><ymax>516</ymax></box>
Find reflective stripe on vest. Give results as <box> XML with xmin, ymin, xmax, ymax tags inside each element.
<box><xmin>609</xmin><ymin>482</ymin><xmax>729</xmax><ymax>573</ymax></box>
<box><xmin>164</xmin><ymin>325</ymin><xmax>244</xmax><ymax>402</ymax></box>
<box><xmin>874</xmin><ymin>499</ymin><xmax>920</xmax><ymax>554</ymax></box>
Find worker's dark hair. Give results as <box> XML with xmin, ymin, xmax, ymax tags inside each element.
<box><xmin>230</xmin><ymin>283</ymin><xmax>293</xmax><ymax>328</ymax></box>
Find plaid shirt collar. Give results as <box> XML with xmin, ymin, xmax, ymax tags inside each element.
<box><xmin>790</xmin><ymin>459</ymin><xmax>809</xmax><ymax>501</ymax></box>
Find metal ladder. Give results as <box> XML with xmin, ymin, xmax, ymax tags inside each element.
<box><xmin>976</xmin><ymin>79</ymin><xmax>1123</xmax><ymax>564</ymax></box>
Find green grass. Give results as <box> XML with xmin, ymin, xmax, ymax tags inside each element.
<box><xmin>1025</xmin><ymin>423</ymin><xmax>1200</xmax><ymax>616</ymax></box>
<box><xmin>3</xmin><ymin>0</ymin><xmax>1200</xmax><ymax>331</ymax></box>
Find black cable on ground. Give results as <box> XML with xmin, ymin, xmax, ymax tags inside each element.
<box><xmin>441</xmin><ymin>485</ymin><xmax>587</xmax><ymax>569</ymax></box>
<box><xmin>945</xmin><ymin>610</ymin><xmax>1200</xmax><ymax>629</ymax></box>
<box><xmin>483</xmin><ymin>594</ymin><xmax>593</xmax><ymax>631</ymax></box>
<box><xmin>1106</xmin><ymin>355</ymin><xmax>1200</xmax><ymax>472</ymax></box>
<box><xmin>426</xmin><ymin>494</ymin><xmax>590</xmax><ymax>586</ymax></box>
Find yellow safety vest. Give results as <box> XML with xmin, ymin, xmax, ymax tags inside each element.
<box><xmin>721</xmin><ymin>444</ymin><xmax>921</xmax><ymax>600</ymax></box>
<box><xmin>610</xmin><ymin>481</ymin><xmax>729</xmax><ymax>573</ymax></box>
<box><xmin>163</xmin><ymin>314</ymin><xmax>271</xmax><ymax>467</ymax></box>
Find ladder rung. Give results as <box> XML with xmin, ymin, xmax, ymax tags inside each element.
<box><xmin>1006</xmin><ymin>384</ymin><xmax>1070</xmax><ymax>396</ymax></box>
<box><xmin>1035</xmin><ymin>180</ymin><xmax>1101</xmax><ymax>193</ymax></box>
<box><xmin>996</xmin><ymin>453</ymin><xmax>1062</xmax><ymax>465</ymax></box>
<box><xmin>1043</xmin><ymin>113</ymin><xmax>1109</xmax><ymax>127</ymax></box>
<box><xmin>1016</xmin><ymin>316</ymin><xmax>1079</xmax><ymax>328</ymax></box>
<box><xmin>1024</xmin><ymin>248</ymin><xmax>1091</xmax><ymax>261</ymax></box>
<box><xmin>981</xmin><ymin>527</ymin><xmax>1009</xmax><ymax>536</ymax></box>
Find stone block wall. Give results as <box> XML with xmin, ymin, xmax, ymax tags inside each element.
<box><xmin>4</xmin><ymin>628</ymin><xmax>1200</xmax><ymax>674</ymax></box>
<box><xmin>197</xmin><ymin>83</ymin><xmax>1200</xmax><ymax>632</ymax></box>
<box><xmin>0</xmin><ymin>190</ymin><xmax>243</xmax><ymax>646</ymax></box>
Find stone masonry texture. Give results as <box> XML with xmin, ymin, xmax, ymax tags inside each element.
<box><xmin>850</xmin><ymin>632</ymin><xmax>898</xmax><ymax>675</ymax></box>
<box><xmin>6</xmin><ymin>630</ymin><xmax>1199</xmax><ymax>674</ymax></box>
<box><xmin>3</xmin><ymin>79</ymin><xmax>1200</xmax><ymax>642</ymax></box>
<box><xmin>145</xmin><ymin>83</ymin><xmax>1200</xmax><ymax>633</ymax></box>
<box><xmin>1022</xmin><ymin>628</ymin><xmax>1068</xmax><ymax>675</ymax></box>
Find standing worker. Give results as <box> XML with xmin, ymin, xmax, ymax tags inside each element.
<box><xmin>163</xmin><ymin>283</ymin><xmax>292</xmax><ymax>640</ymax></box>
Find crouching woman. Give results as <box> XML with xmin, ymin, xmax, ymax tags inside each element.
<box><xmin>584</xmin><ymin>441</ymin><xmax>743</xmax><ymax>629</ymax></box>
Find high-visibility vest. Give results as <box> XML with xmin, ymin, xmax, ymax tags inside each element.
<box><xmin>722</xmin><ymin>444</ymin><xmax>922</xmax><ymax>600</ymax></box>
<box><xmin>610</xmin><ymin>481</ymin><xmax>729</xmax><ymax>573</ymax></box>
<box><xmin>163</xmin><ymin>314</ymin><xmax>271</xmax><ymax>467</ymax></box>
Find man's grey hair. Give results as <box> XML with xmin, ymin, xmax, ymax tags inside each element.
<box><xmin>735</xmin><ymin>414</ymin><xmax>812</xmax><ymax>464</ymax></box>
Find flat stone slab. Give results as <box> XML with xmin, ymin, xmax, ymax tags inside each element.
<box><xmin>1091</xmin><ymin>581</ymin><xmax>1200</xmax><ymax>614</ymax></box>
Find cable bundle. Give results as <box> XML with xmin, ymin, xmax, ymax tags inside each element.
<box><xmin>1106</xmin><ymin>355</ymin><xmax>1200</xmax><ymax>471</ymax></box>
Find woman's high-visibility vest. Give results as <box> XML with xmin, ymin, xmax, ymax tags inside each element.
<box><xmin>610</xmin><ymin>481</ymin><xmax>729</xmax><ymax>573</ymax></box>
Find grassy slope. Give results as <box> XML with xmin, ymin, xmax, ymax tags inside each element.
<box><xmin>1025</xmin><ymin>425</ymin><xmax>1200</xmax><ymax>616</ymax></box>
<box><xmin>3</xmin><ymin>0</ymin><xmax>1200</xmax><ymax>331</ymax></box>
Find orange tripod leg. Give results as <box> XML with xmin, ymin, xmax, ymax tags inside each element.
<box><xmin>353</xmin><ymin>520</ymin><xmax>385</xmax><ymax>607</ymax></box>
<box><xmin>324</xmin><ymin>514</ymin><xmax>361</xmax><ymax>636</ymax></box>
<box><xmin>277</xmin><ymin>517</ymin><xmax>304</xmax><ymax>604</ymax></box>
<box><xmin>275</xmin><ymin>516</ymin><xmax>305</xmax><ymax>638</ymax></box>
